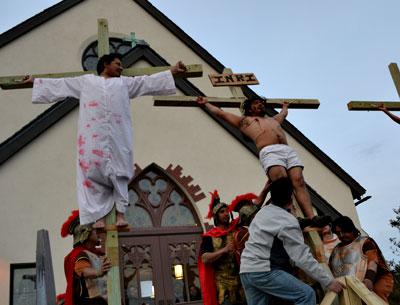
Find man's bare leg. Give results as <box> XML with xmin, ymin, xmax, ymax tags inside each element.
<box><xmin>116</xmin><ymin>211</ymin><xmax>128</xmax><ymax>227</ymax></box>
<box><xmin>93</xmin><ymin>217</ymin><xmax>106</xmax><ymax>229</ymax></box>
<box><xmin>287</xmin><ymin>167</ymin><xmax>314</xmax><ymax>219</ymax></box>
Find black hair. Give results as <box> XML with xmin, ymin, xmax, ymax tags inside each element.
<box><xmin>242</xmin><ymin>97</ymin><xmax>267</xmax><ymax>116</ymax></box>
<box><xmin>270</xmin><ymin>177</ymin><xmax>293</xmax><ymax>207</ymax></box>
<box><xmin>332</xmin><ymin>216</ymin><xmax>360</xmax><ymax>236</ymax></box>
<box><xmin>96</xmin><ymin>53</ymin><xmax>123</xmax><ymax>75</ymax></box>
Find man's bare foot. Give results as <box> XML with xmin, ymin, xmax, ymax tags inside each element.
<box><xmin>116</xmin><ymin>212</ymin><xmax>128</xmax><ymax>227</ymax></box>
<box><xmin>93</xmin><ymin>218</ymin><xmax>106</xmax><ymax>229</ymax></box>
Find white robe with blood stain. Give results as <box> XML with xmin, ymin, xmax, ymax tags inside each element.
<box><xmin>32</xmin><ymin>71</ymin><xmax>176</xmax><ymax>224</ymax></box>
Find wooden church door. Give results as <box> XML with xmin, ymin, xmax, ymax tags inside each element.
<box><xmin>119</xmin><ymin>164</ymin><xmax>204</xmax><ymax>305</ymax></box>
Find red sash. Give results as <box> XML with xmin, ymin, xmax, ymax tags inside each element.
<box><xmin>198</xmin><ymin>219</ymin><xmax>239</xmax><ymax>305</ymax></box>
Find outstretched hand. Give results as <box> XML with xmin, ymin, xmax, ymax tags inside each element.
<box><xmin>170</xmin><ymin>61</ymin><xmax>187</xmax><ymax>75</ymax></box>
<box><xmin>196</xmin><ymin>96</ymin><xmax>208</xmax><ymax>105</ymax></box>
<box><xmin>281</xmin><ymin>101</ymin><xmax>289</xmax><ymax>108</ymax></box>
<box><xmin>377</xmin><ymin>103</ymin><xmax>387</xmax><ymax>112</ymax></box>
<box><xmin>21</xmin><ymin>75</ymin><xmax>34</xmax><ymax>84</ymax></box>
<box><xmin>100</xmin><ymin>257</ymin><xmax>112</xmax><ymax>275</ymax></box>
<box><xmin>327</xmin><ymin>279</ymin><xmax>346</xmax><ymax>293</ymax></box>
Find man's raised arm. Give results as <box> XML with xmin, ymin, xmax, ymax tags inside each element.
<box><xmin>196</xmin><ymin>96</ymin><xmax>242</xmax><ymax>128</ymax></box>
<box><xmin>378</xmin><ymin>104</ymin><xmax>400</xmax><ymax>125</ymax></box>
<box><xmin>273</xmin><ymin>101</ymin><xmax>289</xmax><ymax>124</ymax></box>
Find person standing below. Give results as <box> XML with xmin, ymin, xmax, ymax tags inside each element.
<box><xmin>61</xmin><ymin>210</ymin><xmax>111</xmax><ymax>305</ymax></box>
<box><xmin>198</xmin><ymin>190</ymin><xmax>245</xmax><ymax>305</ymax></box>
<box><xmin>240</xmin><ymin>177</ymin><xmax>344</xmax><ymax>305</ymax></box>
<box><xmin>24</xmin><ymin>54</ymin><xmax>186</xmax><ymax>228</ymax></box>
<box><xmin>378</xmin><ymin>104</ymin><xmax>400</xmax><ymax>125</ymax></box>
<box><xmin>330</xmin><ymin>216</ymin><xmax>393</xmax><ymax>304</ymax></box>
<box><xmin>196</xmin><ymin>97</ymin><xmax>329</xmax><ymax>227</ymax></box>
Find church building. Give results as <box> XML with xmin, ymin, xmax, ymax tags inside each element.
<box><xmin>0</xmin><ymin>1</ymin><xmax>366</xmax><ymax>304</ymax></box>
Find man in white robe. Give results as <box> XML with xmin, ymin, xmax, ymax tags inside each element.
<box><xmin>24</xmin><ymin>53</ymin><xmax>185</xmax><ymax>227</ymax></box>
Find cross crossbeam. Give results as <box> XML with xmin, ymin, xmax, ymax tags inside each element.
<box><xmin>347</xmin><ymin>62</ymin><xmax>400</xmax><ymax>111</ymax></box>
<box><xmin>154</xmin><ymin>95</ymin><xmax>320</xmax><ymax>109</ymax></box>
<box><xmin>154</xmin><ymin>67</ymin><xmax>319</xmax><ymax>109</ymax></box>
<box><xmin>0</xmin><ymin>65</ymin><xmax>203</xmax><ymax>90</ymax></box>
<box><xmin>347</xmin><ymin>101</ymin><xmax>400</xmax><ymax>111</ymax></box>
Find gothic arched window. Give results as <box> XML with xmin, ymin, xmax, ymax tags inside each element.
<box><xmin>81</xmin><ymin>38</ymin><xmax>133</xmax><ymax>71</ymax></box>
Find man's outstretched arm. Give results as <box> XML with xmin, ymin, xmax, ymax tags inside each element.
<box><xmin>273</xmin><ymin>101</ymin><xmax>289</xmax><ymax>124</ymax></box>
<box><xmin>23</xmin><ymin>75</ymin><xmax>82</xmax><ymax>104</ymax></box>
<box><xmin>378</xmin><ymin>104</ymin><xmax>400</xmax><ymax>125</ymax></box>
<box><xmin>196</xmin><ymin>96</ymin><xmax>242</xmax><ymax>128</ymax></box>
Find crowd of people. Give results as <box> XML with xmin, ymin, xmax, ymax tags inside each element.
<box><xmin>199</xmin><ymin>177</ymin><xmax>394</xmax><ymax>305</ymax></box>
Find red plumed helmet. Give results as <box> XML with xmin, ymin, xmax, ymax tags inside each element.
<box><xmin>61</xmin><ymin>210</ymin><xmax>79</xmax><ymax>238</ymax></box>
<box><xmin>228</xmin><ymin>193</ymin><xmax>258</xmax><ymax>213</ymax></box>
<box><xmin>206</xmin><ymin>190</ymin><xmax>221</xmax><ymax>219</ymax></box>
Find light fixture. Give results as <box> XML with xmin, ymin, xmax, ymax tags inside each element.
<box><xmin>174</xmin><ymin>264</ymin><xmax>183</xmax><ymax>280</ymax></box>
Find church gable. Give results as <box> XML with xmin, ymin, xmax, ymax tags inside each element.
<box><xmin>0</xmin><ymin>0</ymin><xmax>364</xmax><ymax>201</ymax></box>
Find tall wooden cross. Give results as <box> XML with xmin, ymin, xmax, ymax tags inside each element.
<box><xmin>0</xmin><ymin>20</ymin><xmax>202</xmax><ymax>89</ymax></box>
<box><xmin>0</xmin><ymin>18</ymin><xmax>203</xmax><ymax>305</ymax></box>
<box><xmin>347</xmin><ymin>63</ymin><xmax>400</xmax><ymax>111</ymax></box>
<box><xmin>154</xmin><ymin>67</ymin><xmax>320</xmax><ymax>109</ymax></box>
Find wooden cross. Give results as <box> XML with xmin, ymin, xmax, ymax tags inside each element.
<box><xmin>153</xmin><ymin>67</ymin><xmax>320</xmax><ymax>109</ymax></box>
<box><xmin>0</xmin><ymin>18</ymin><xmax>202</xmax><ymax>305</ymax></box>
<box><xmin>347</xmin><ymin>63</ymin><xmax>400</xmax><ymax>111</ymax></box>
<box><xmin>0</xmin><ymin>21</ymin><xmax>202</xmax><ymax>90</ymax></box>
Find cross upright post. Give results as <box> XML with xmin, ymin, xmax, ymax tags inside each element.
<box><xmin>95</xmin><ymin>18</ymin><xmax>123</xmax><ymax>305</ymax></box>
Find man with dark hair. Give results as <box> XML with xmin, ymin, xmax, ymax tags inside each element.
<box><xmin>60</xmin><ymin>210</ymin><xmax>111</xmax><ymax>305</ymax></box>
<box><xmin>96</xmin><ymin>53</ymin><xmax>123</xmax><ymax>75</ymax></box>
<box><xmin>198</xmin><ymin>190</ymin><xmax>245</xmax><ymax>305</ymax></box>
<box><xmin>196</xmin><ymin>96</ymin><xmax>328</xmax><ymax>228</ymax></box>
<box><xmin>23</xmin><ymin>54</ymin><xmax>186</xmax><ymax>228</ymax></box>
<box><xmin>240</xmin><ymin>177</ymin><xmax>344</xmax><ymax>305</ymax></box>
<box><xmin>330</xmin><ymin>216</ymin><xmax>393</xmax><ymax>303</ymax></box>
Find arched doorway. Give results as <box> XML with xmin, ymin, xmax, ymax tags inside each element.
<box><xmin>119</xmin><ymin>163</ymin><xmax>205</xmax><ymax>305</ymax></box>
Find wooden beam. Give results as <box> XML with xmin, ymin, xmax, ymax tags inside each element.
<box><xmin>320</xmin><ymin>291</ymin><xmax>338</xmax><ymax>305</ymax></box>
<box><xmin>265</xmin><ymin>98</ymin><xmax>319</xmax><ymax>109</ymax></box>
<box><xmin>209</xmin><ymin>72</ymin><xmax>259</xmax><ymax>86</ymax></box>
<box><xmin>154</xmin><ymin>95</ymin><xmax>243</xmax><ymax>107</ymax></box>
<box><xmin>123</xmin><ymin>64</ymin><xmax>202</xmax><ymax>78</ymax></box>
<box><xmin>389</xmin><ymin>63</ymin><xmax>400</xmax><ymax>98</ymax></box>
<box><xmin>345</xmin><ymin>276</ymin><xmax>387</xmax><ymax>305</ymax></box>
<box><xmin>36</xmin><ymin>229</ymin><xmax>56</xmax><ymax>305</ymax></box>
<box><xmin>347</xmin><ymin>101</ymin><xmax>400</xmax><ymax>111</ymax></box>
<box><xmin>154</xmin><ymin>95</ymin><xmax>320</xmax><ymax>109</ymax></box>
<box><xmin>0</xmin><ymin>71</ymin><xmax>91</xmax><ymax>89</ymax></box>
<box><xmin>97</xmin><ymin>18</ymin><xmax>109</xmax><ymax>57</ymax></box>
<box><xmin>0</xmin><ymin>64</ymin><xmax>203</xmax><ymax>90</ymax></box>
<box><xmin>106</xmin><ymin>206</ymin><xmax>122</xmax><ymax>305</ymax></box>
